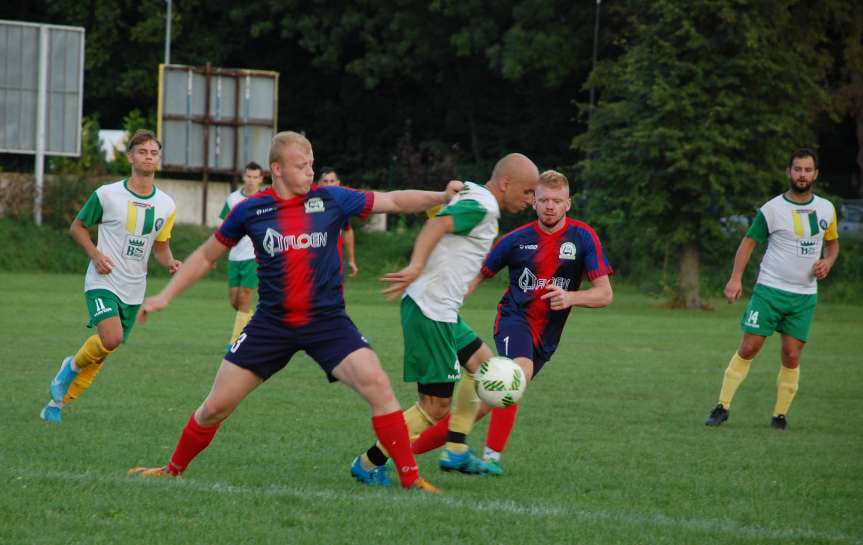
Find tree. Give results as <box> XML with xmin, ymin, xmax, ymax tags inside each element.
<box><xmin>575</xmin><ymin>0</ymin><xmax>827</xmax><ymax>308</ymax></box>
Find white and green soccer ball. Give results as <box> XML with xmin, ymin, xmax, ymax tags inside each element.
<box><xmin>475</xmin><ymin>356</ymin><xmax>526</xmax><ymax>408</ymax></box>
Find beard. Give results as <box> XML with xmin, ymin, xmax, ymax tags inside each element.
<box><xmin>789</xmin><ymin>178</ymin><xmax>813</xmax><ymax>194</ymax></box>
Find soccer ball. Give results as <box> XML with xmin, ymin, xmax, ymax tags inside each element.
<box><xmin>475</xmin><ymin>356</ymin><xmax>526</xmax><ymax>408</ymax></box>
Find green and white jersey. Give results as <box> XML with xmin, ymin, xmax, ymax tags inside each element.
<box><xmin>746</xmin><ymin>193</ymin><xmax>838</xmax><ymax>294</ymax></box>
<box><xmin>78</xmin><ymin>179</ymin><xmax>177</xmax><ymax>304</ymax></box>
<box><xmin>219</xmin><ymin>188</ymin><xmax>256</xmax><ymax>261</ymax></box>
<box><xmin>405</xmin><ymin>181</ymin><xmax>500</xmax><ymax>323</ymax></box>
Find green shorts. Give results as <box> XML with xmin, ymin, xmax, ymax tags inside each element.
<box><xmin>85</xmin><ymin>289</ymin><xmax>139</xmax><ymax>343</ymax></box>
<box><xmin>401</xmin><ymin>295</ymin><xmax>479</xmax><ymax>384</ymax></box>
<box><xmin>740</xmin><ymin>283</ymin><xmax>817</xmax><ymax>342</ymax></box>
<box><xmin>228</xmin><ymin>259</ymin><xmax>258</xmax><ymax>289</ymax></box>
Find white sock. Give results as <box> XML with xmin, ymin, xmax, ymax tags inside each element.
<box><xmin>483</xmin><ymin>447</ymin><xmax>501</xmax><ymax>462</ymax></box>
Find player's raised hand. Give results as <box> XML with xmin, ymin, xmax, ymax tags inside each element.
<box><xmin>137</xmin><ymin>294</ymin><xmax>170</xmax><ymax>325</ymax></box>
<box><xmin>92</xmin><ymin>252</ymin><xmax>114</xmax><ymax>274</ymax></box>
<box><xmin>381</xmin><ymin>264</ymin><xmax>422</xmax><ymax>300</ymax></box>
<box><xmin>723</xmin><ymin>278</ymin><xmax>742</xmax><ymax>304</ymax></box>
<box><xmin>540</xmin><ymin>284</ymin><xmax>571</xmax><ymax>311</ymax></box>
<box><xmin>444</xmin><ymin>180</ymin><xmax>464</xmax><ymax>202</ymax></box>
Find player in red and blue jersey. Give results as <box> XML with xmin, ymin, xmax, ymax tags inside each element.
<box><xmin>410</xmin><ymin>170</ymin><xmax>614</xmax><ymax>475</ymax></box>
<box><xmin>127</xmin><ymin>131</ymin><xmax>461</xmax><ymax>492</ymax></box>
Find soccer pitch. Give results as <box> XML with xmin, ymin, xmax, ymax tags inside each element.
<box><xmin>2</xmin><ymin>272</ymin><xmax>861</xmax><ymax>545</ymax></box>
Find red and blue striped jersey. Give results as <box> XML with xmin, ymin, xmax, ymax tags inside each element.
<box><xmin>216</xmin><ymin>185</ymin><xmax>374</xmax><ymax>326</ymax></box>
<box><xmin>481</xmin><ymin>218</ymin><xmax>613</xmax><ymax>352</ymax></box>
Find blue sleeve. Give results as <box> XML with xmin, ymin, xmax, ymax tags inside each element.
<box><xmin>577</xmin><ymin>226</ymin><xmax>613</xmax><ymax>279</ymax></box>
<box><xmin>215</xmin><ymin>200</ymin><xmax>248</xmax><ymax>247</ymax></box>
<box><xmin>482</xmin><ymin>233</ymin><xmax>513</xmax><ymax>277</ymax></box>
<box><xmin>329</xmin><ymin>186</ymin><xmax>374</xmax><ymax>220</ymax></box>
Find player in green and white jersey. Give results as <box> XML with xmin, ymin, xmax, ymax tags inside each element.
<box><xmin>40</xmin><ymin>129</ymin><xmax>182</xmax><ymax>423</ymax></box>
<box><xmin>353</xmin><ymin>153</ymin><xmax>539</xmax><ymax>479</ymax></box>
<box><xmin>219</xmin><ymin>162</ymin><xmax>264</xmax><ymax>347</ymax></box>
<box><xmin>705</xmin><ymin>148</ymin><xmax>839</xmax><ymax>430</ymax></box>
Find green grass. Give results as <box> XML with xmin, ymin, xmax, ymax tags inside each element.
<box><xmin>1</xmin><ymin>272</ymin><xmax>861</xmax><ymax>545</ymax></box>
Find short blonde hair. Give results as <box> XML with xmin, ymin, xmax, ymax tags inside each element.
<box><xmin>538</xmin><ymin>169</ymin><xmax>569</xmax><ymax>190</ymax></box>
<box><xmin>269</xmin><ymin>131</ymin><xmax>312</xmax><ymax>165</ymax></box>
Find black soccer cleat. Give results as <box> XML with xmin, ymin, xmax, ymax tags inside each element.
<box><xmin>770</xmin><ymin>415</ymin><xmax>788</xmax><ymax>430</ymax></box>
<box><xmin>705</xmin><ymin>404</ymin><xmax>729</xmax><ymax>426</ymax></box>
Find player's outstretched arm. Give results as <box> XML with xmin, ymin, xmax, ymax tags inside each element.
<box><xmin>723</xmin><ymin>236</ymin><xmax>757</xmax><ymax>303</ymax></box>
<box><xmin>69</xmin><ymin>218</ymin><xmax>114</xmax><ymax>274</ymax></box>
<box><xmin>153</xmin><ymin>240</ymin><xmax>182</xmax><ymax>274</ymax></box>
<box><xmin>381</xmin><ymin>215</ymin><xmax>453</xmax><ymax>299</ymax></box>
<box><xmin>139</xmin><ymin>236</ymin><xmax>228</xmax><ymax>324</ymax></box>
<box><xmin>371</xmin><ymin>180</ymin><xmax>463</xmax><ymax>214</ymax></box>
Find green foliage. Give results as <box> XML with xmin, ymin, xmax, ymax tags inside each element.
<box><xmin>575</xmin><ymin>0</ymin><xmax>829</xmax><ymax>306</ymax></box>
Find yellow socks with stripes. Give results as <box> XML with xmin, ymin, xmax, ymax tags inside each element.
<box><xmin>773</xmin><ymin>366</ymin><xmax>799</xmax><ymax>417</ymax></box>
<box><xmin>445</xmin><ymin>371</ymin><xmax>480</xmax><ymax>454</ymax></box>
<box><xmin>718</xmin><ymin>352</ymin><xmax>752</xmax><ymax>409</ymax></box>
<box><xmin>230</xmin><ymin>311</ymin><xmax>252</xmax><ymax>344</ymax></box>
<box><xmin>64</xmin><ymin>335</ymin><xmax>115</xmax><ymax>405</ymax></box>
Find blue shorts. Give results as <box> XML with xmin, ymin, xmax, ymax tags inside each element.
<box><xmin>493</xmin><ymin>315</ymin><xmax>552</xmax><ymax>377</ymax></box>
<box><xmin>224</xmin><ymin>311</ymin><xmax>371</xmax><ymax>382</ymax></box>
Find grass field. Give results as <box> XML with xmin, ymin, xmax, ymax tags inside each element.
<box><xmin>1</xmin><ymin>271</ymin><xmax>861</xmax><ymax>545</ymax></box>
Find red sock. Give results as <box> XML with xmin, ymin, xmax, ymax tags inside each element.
<box><xmin>373</xmin><ymin>411</ymin><xmax>419</xmax><ymax>488</ymax></box>
<box><xmin>166</xmin><ymin>412</ymin><xmax>221</xmax><ymax>475</ymax></box>
<box><xmin>486</xmin><ymin>404</ymin><xmax>519</xmax><ymax>453</ymax></box>
<box><xmin>411</xmin><ymin>414</ymin><xmax>450</xmax><ymax>454</ymax></box>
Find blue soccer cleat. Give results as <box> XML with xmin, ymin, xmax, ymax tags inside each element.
<box><xmin>40</xmin><ymin>404</ymin><xmax>62</xmax><ymax>423</ymax></box>
<box><xmin>351</xmin><ymin>456</ymin><xmax>392</xmax><ymax>486</ymax></box>
<box><xmin>49</xmin><ymin>356</ymin><xmax>78</xmax><ymax>402</ymax></box>
<box><xmin>483</xmin><ymin>458</ymin><xmax>504</xmax><ymax>476</ymax></box>
<box><xmin>438</xmin><ymin>448</ymin><xmax>489</xmax><ymax>475</ymax></box>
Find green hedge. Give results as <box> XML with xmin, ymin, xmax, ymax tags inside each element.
<box><xmin>1</xmin><ymin>217</ymin><xmax>859</xmax><ymax>303</ymax></box>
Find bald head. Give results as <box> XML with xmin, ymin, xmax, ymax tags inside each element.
<box><xmin>491</xmin><ymin>153</ymin><xmax>539</xmax><ymax>184</ymax></box>
<box><xmin>488</xmin><ymin>153</ymin><xmax>540</xmax><ymax>213</ymax></box>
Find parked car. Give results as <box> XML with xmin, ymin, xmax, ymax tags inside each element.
<box><xmin>838</xmin><ymin>202</ymin><xmax>863</xmax><ymax>241</ymax></box>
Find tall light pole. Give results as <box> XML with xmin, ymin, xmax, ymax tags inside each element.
<box><xmin>164</xmin><ymin>0</ymin><xmax>172</xmax><ymax>64</ymax></box>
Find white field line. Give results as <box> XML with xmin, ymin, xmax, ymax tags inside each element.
<box><xmin>9</xmin><ymin>470</ymin><xmax>862</xmax><ymax>544</ymax></box>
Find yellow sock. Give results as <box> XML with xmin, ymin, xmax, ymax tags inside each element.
<box><xmin>773</xmin><ymin>366</ymin><xmax>799</xmax><ymax>417</ymax></box>
<box><xmin>445</xmin><ymin>372</ymin><xmax>479</xmax><ymax>454</ymax></box>
<box><xmin>74</xmin><ymin>335</ymin><xmax>113</xmax><ymax>370</ymax></box>
<box><xmin>371</xmin><ymin>403</ymin><xmax>435</xmax><ymax>460</ymax></box>
<box><xmin>64</xmin><ymin>363</ymin><xmax>104</xmax><ymax>405</ymax></box>
<box><xmin>230</xmin><ymin>311</ymin><xmax>252</xmax><ymax>343</ymax></box>
<box><xmin>718</xmin><ymin>352</ymin><xmax>752</xmax><ymax>409</ymax></box>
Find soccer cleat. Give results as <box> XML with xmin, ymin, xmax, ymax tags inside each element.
<box><xmin>705</xmin><ymin>403</ymin><xmax>729</xmax><ymax>426</ymax></box>
<box><xmin>483</xmin><ymin>458</ymin><xmax>504</xmax><ymax>476</ymax></box>
<box><xmin>438</xmin><ymin>448</ymin><xmax>489</xmax><ymax>475</ymax></box>
<box><xmin>39</xmin><ymin>404</ymin><xmax>61</xmax><ymax>423</ymax></box>
<box><xmin>350</xmin><ymin>455</ymin><xmax>391</xmax><ymax>486</ymax></box>
<box><xmin>770</xmin><ymin>415</ymin><xmax>788</xmax><ymax>430</ymax></box>
<box><xmin>409</xmin><ymin>477</ymin><xmax>441</xmax><ymax>493</ymax></box>
<box><xmin>128</xmin><ymin>466</ymin><xmax>176</xmax><ymax>478</ymax></box>
<box><xmin>49</xmin><ymin>356</ymin><xmax>78</xmax><ymax>403</ymax></box>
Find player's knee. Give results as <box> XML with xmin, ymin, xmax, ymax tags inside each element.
<box><xmin>418</xmin><ymin>395</ymin><xmax>452</xmax><ymax>421</ymax></box>
<box><xmin>781</xmin><ymin>349</ymin><xmax>801</xmax><ymax>369</ymax></box>
<box><xmin>100</xmin><ymin>333</ymin><xmax>123</xmax><ymax>351</ymax></box>
<box><xmin>197</xmin><ymin>402</ymin><xmax>231</xmax><ymax>426</ymax></box>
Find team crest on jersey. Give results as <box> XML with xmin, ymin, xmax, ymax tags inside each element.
<box><xmin>559</xmin><ymin>242</ymin><xmax>577</xmax><ymax>260</ymax></box>
<box><xmin>304</xmin><ymin>197</ymin><xmax>325</xmax><ymax>214</ymax></box>
<box><xmin>155</xmin><ymin>218</ymin><xmax>164</xmax><ymax>231</ymax></box>
<box><xmin>819</xmin><ymin>218</ymin><xmax>828</xmax><ymax>230</ymax></box>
